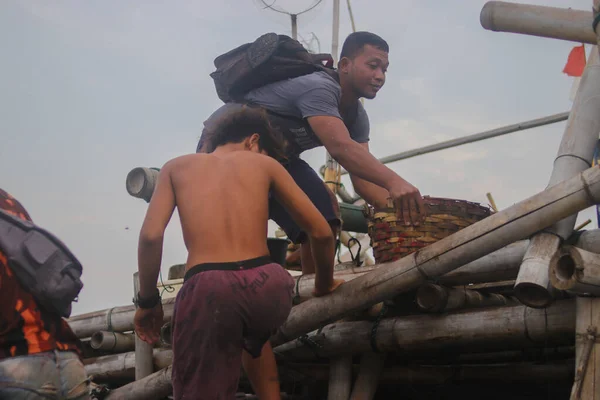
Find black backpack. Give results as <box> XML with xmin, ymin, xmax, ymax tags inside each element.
<box><xmin>0</xmin><ymin>209</ymin><xmax>83</xmax><ymax>318</ymax></box>
<box><xmin>210</xmin><ymin>32</ymin><xmax>336</xmax><ymax>103</ymax></box>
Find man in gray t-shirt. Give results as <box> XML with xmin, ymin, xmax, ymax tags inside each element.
<box><xmin>199</xmin><ymin>70</ymin><xmax>370</xmax><ymax>156</ymax></box>
<box><xmin>198</xmin><ymin>32</ymin><xmax>425</xmax><ymax>276</ymax></box>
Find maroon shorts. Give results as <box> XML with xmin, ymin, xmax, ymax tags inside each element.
<box><xmin>171</xmin><ymin>256</ymin><xmax>294</xmax><ymax>400</ymax></box>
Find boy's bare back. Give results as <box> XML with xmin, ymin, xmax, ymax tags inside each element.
<box><xmin>166</xmin><ymin>151</ymin><xmax>273</xmax><ymax>269</ymax></box>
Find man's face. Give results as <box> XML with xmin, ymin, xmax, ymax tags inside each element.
<box><xmin>345</xmin><ymin>44</ymin><xmax>389</xmax><ymax>99</ymax></box>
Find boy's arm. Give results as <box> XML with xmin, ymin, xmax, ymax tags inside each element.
<box><xmin>264</xmin><ymin>157</ymin><xmax>336</xmax><ymax>294</ymax></box>
<box><xmin>137</xmin><ymin>161</ymin><xmax>177</xmax><ymax>299</ymax></box>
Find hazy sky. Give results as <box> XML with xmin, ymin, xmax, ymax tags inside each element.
<box><xmin>1</xmin><ymin>0</ymin><xmax>596</xmax><ymax>315</ymax></box>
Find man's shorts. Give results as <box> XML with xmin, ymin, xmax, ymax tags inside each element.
<box><xmin>171</xmin><ymin>256</ymin><xmax>294</xmax><ymax>400</ymax></box>
<box><xmin>269</xmin><ymin>157</ymin><xmax>340</xmax><ymax>244</ymax></box>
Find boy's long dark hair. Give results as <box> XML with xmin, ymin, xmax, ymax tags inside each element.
<box><xmin>203</xmin><ymin>106</ymin><xmax>289</xmax><ymax>162</ymax></box>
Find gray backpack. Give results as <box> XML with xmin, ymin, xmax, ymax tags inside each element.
<box><xmin>0</xmin><ymin>209</ymin><xmax>83</xmax><ymax>317</ymax></box>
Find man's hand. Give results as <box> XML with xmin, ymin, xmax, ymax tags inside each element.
<box><xmin>313</xmin><ymin>278</ymin><xmax>345</xmax><ymax>297</ymax></box>
<box><xmin>387</xmin><ymin>178</ymin><xmax>427</xmax><ymax>225</ymax></box>
<box><xmin>134</xmin><ymin>304</ymin><xmax>164</xmax><ymax>345</ymax></box>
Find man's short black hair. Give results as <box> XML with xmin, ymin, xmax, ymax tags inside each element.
<box><xmin>340</xmin><ymin>31</ymin><xmax>389</xmax><ymax>59</ymax></box>
<box><xmin>203</xmin><ymin>106</ymin><xmax>288</xmax><ymax>161</ymax></box>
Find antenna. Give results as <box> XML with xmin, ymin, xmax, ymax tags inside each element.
<box><xmin>298</xmin><ymin>32</ymin><xmax>321</xmax><ymax>53</ymax></box>
<box><xmin>256</xmin><ymin>0</ymin><xmax>324</xmax><ymax>40</ymax></box>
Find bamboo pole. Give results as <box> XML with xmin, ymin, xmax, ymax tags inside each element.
<box><xmin>515</xmin><ymin>233</ymin><xmax>562</xmax><ymax>308</ymax></box>
<box><xmin>349</xmin><ymin>353</ymin><xmax>385</xmax><ymax>400</ymax></box>
<box><xmin>323</xmin><ymin>0</ymin><xmax>341</xmax><ymax>194</ymax></box>
<box><xmin>327</xmin><ymin>356</ymin><xmax>352</xmax><ymax>400</ymax></box>
<box><xmin>339</xmin><ymin>112</ymin><xmax>570</xmax><ymax>175</ymax></box>
<box><xmin>480</xmin><ymin>1</ymin><xmax>596</xmax><ymax>44</ymax></box>
<box><xmin>104</xmin><ymin>365</ymin><xmax>173</xmax><ymax>400</ymax></box>
<box><xmin>550</xmin><ymin>246</ymin><xmax>600</xmax><ymax>295</ymax></box>
<box><xmin>293</xmin><ymin>232</ymin><xmax>600</xmax><ymax>304</ymax></box>
<box><xmin>67</xmin><ymin>298</ymin><xmax>176</xmax><ymax>338</ymax></box>
<box><xmin>292</xmin><ymin>240</ymin><xmax>527</xmax><ymax>304</ymax></box>
<box><xmin>571</xmin><ymin>297</ymin><xmax>600</xmax><ymax>399</ymax></box>
<box><xmin>84</xmin><ymin>349</ymin><xmax>172</xmax><ymax>381</ymax></box>
<box><xmin>133</xmin><ymin>272</ymin><xmax>154</xmax><ymax>380</ymax></box>
<box><xmin>126</xmin><ymin>167</ymin><xmax>159</xmax><ymax>203</ymax></box>
<box><xmin>66</xmin><ymin>232</ymin><xmax>600</xmax><ymax>338</ymax></box>
<box><xmin>515</xmin><ymin>47</ymin><xmax>600</xmax><ymax>308</ymax></box>
<box><xmin>90</xmin><ymin>331</ymin><xmax>136</xmax><ymax>353</ymax></box>
<box><xmin>271</xmin><ymin>166</ymin><xmax>600</xmax><ymax>346</ymax></box>
<box><xmin>273</xmin><ymin>300</ymin><xmax>575</xmax><ymax>360</ymax></box>
<box><xmin>98</xmin><ymin>357</ymin><xmax>574</xmax><ymax>398</ymax></box>
<box><xmin>415</xmin><ymin>283</ymin><xmax>516</xmax><ymax>313</ymax></box>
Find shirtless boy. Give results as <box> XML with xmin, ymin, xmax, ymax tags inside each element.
<box><xmin>133</xmin><ymin>106</ymin><xmax>342</xmax><ymax>400</ymax></box>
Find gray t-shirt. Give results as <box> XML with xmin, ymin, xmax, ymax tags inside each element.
<box><xmin>200</xmin><ymin>71</ymin><xmax>370</xmax><ymax>155</ymax></box>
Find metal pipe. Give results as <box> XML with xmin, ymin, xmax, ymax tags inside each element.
<box><xmin>480</xmin><ymin>1</ymin><xmax>596</xmax><ymax>44</ymax></box>
<box><xmin>340</xmin><ymin>112</ymin><xmax>569</xmax><ymax>175</ymax></box>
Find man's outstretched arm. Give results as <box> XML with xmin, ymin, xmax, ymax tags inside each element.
<box><xmin>137</xmin><ymin>162</ymin><xmax>176</xmax><ymax>298</ymax></box>
<box><xmin>308</xmin><ymin>115</ymin><xmax>426</xmax><ymax>224</ymax></box>
<box><xmin>349</xmin><ymin>142</ymin><xmax>393</xmax><ymax>209</ymax></box>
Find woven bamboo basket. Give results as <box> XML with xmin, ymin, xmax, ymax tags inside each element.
<box><xmin>364</xmin><ymin>196</ymin><xmax>492</xmax><ymax>263</ymax></box>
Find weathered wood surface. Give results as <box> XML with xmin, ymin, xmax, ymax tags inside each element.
<box><xmin>480</xmin><ymin>1</ymin><xmax>596</xmax><ymax>44</ymax></box>
<box><xmin>515</xmin><ymin>47</ymin><xmax>600</xmax><ymax>308</ymax></box>
<box><xmin>327</xmin><ymin>356</ymin><xmax>352</xmax><ymax>400</ymax></box>
<box><xmin>67</xmin><ymin>298</ymin><xmax>176</xmax><ymax>338</ymax></box>
<box><xmin>271</xmin><ymin>167</ymin><xmax>600</xmax><ymax>346</ymax></box>
<box><xmin>104</xmin><ymin>365</ymin><xmax>173</xmax><ymax>400</ymax></box>
<box><xmin>515</xmin><ymin>233</ymin><xmax>562</xmax><ymax>308</ymax></box>
<box><xmin>550</xmin><ymin>246</ymin><xmax>600</xmax><ymax>295</ymax></box>
<box><xmin>274</xmin><ymin>300</ymin><xmax>575</xmax><ymax>360</ymax></box>
<box><xmin>293</xmin><ymin>230</ymin><xmax>600</xmax><ymax>303</ymax></box>
<box><xmin>349</xmin><ymin>353</ymin><xmax>385</xmax><ymax>400</ymax></box>
<box><xmin>67</xmin><ymin>230</ymin><xmax>600</xmax><ymax>339</ymax></box>
<box><xmin>84</xmin><ymin>349</ymin><xmax>172</xmax><ymax>381</ymax></box>
<box><xmin>571</xmin><ymin>297</ymin><xmax>600</xmax><ymax>399</ymax></box>
<box><xmin>415</xmin><ymin>283</ymin><xmax>516</xmax><ymax>313</ymax></box>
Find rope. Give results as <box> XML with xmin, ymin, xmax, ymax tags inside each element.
<box><xmin>293</xmin><ymin>274</ymin><xmax>304</xmax><ymax>305</ymax></box>
<box><xmin>523</xmin><ymin>307</ymin><xmax>549</xmax><ymax>345</ymax></box>
<box><xmin>109</xmin><ymin>331</ymin><xmax>118</xmax><ymax>352</ymax></box>
<box><xmin>90</xmin><ymin>382</ymin><xmax>110</xmax><ymax>399</ymax></box>
<box><xmin>159</xmin><ymin>268</ymin><xmax>175</xmax><ymax>298</ymax></box>
<box><xmin>297</xmin><ymin>333</ymin><xmax>324</xmax><ymax>359</ymax></box>
<box><xmin>369</xmin><ymin>303</ymin><xmax>388</xmax><ymax>353</ymax></box>
<box><xmin>106</xmin><ymin>307</ymin><xmax>115</xmax><ymax>332</ymax></box>
<box><xmin>347</xmin><ymin>237</ymin><xmax>362</xmax><ymax>266</ymax></box>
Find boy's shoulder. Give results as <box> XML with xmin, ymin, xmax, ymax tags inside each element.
<box><xmin>234</xmin><ymin>151</ymin><xmax>277</xmax><ymax>164</ymax></box>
